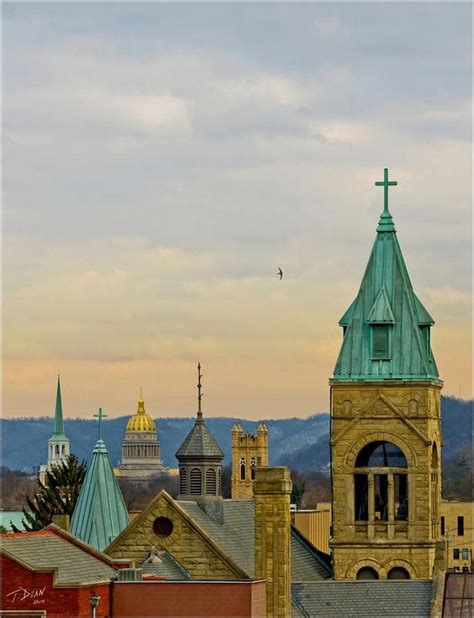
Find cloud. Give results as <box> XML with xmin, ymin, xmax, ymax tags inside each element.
<box><xmin>2</xmin><ymin>2</ymin><xmax>472</xmax><ymax>417</ymax></box>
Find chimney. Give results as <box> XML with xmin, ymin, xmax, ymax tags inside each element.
<box><xmin>52</xmin><ymin>514</ymin><xmax>70</xmax><ymax>531</ymax></box>
<box><xmin>254</xmin><ymin>467</ymin><xmax>292</xmax><ymax>617</ymax></box>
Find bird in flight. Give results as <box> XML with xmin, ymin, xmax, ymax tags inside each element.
<box><xmin>277</xmin><ymin>268</ymin><xmax>283</xmax><ymax>280</ymax></box>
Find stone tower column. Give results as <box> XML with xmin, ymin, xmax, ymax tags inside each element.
<box><xmin>254</xmin><ymin>467</ymin><xmax>292</xmax><ymax>618</ymax></box>
<box><xmin>257</xmin><ymin>422</ymin><xmax>269</xmax><ymax>466</ymax></box>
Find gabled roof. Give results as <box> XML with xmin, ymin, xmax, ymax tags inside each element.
<box><xmin>367</xmin><ymin>287</ymin><xmax>395</xmax><ymax>324</ymax></box>
<box><xmin>1</xmin><ymin>527</ymin><xmax>117</xmax><ymax>585</ymax></box>
<box><xmin>175</xmin><ymin>419</ymin><xmax>224</xmax><ymax>460</ymax></box>
<box><xmin>333</xmin><ymin>197</ymin><xmax>441</xmax><ymax>382</ymax></box>
<box><xmin>71</xmin><ymin>438</ymin><xmax>130</xmax><ymax>551</ymax></box>
<box><xmin>141</xmin><ymin>548</ymin><xmax>191</xmax><ymax>580</ymax></box>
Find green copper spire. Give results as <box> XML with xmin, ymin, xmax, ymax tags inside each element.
<box><xmin>51</xmin><ymin>374</ymin><xmax>68</xmax><ymax>440</ymax></box>
<box><xmin>332</xmin><ymin>169</ymin><xmax>441</xmax><ymax>383</ymax></box>
<box><xmin>71</xmin><ymin>411</ymin><xmax>130</xmax><ymax>551</ymax></box>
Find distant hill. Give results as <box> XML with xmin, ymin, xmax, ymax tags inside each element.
<box><xmin>1</xmin><ymin>396</ymin><xmax>471</xmax><ymax>473</ymax></box>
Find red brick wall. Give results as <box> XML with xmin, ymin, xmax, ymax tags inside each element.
<box><xmin>1</xmin><ymin>555</ymin><xmax>110</xmax><ymax>617</ymax></box>
<box><xmin>112</xmin><ymin>580</ymin><xmax>266</xmax><ymax>617</ymax></box>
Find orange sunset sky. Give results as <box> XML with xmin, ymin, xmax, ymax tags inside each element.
<box><xmin>3</xmin><ymin>3</ymin><xmax>472</xmax><ymax>420</ymax></box>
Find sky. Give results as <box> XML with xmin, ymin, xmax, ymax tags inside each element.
<box><xmin>3</xmin><ymin>2</ymin><xmax>472</xmax><ymax>421</ymax></box>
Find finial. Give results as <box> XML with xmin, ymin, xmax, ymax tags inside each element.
<box><xmin>137</xmin><ymin>388</ymin><xmax>145</xmax><ymax>414</ymax></box>
<box><xmin>375</xmin><ymin>168</ymin><xmax>397</xmax><ymax>232</ymax></box>
<box><xmin>94</xmin><ymin>407</ymin><xmax>107</xmax><ymax>441</ymax></box>
<box><xmin>197</xmin><ymin>362</ymin><xmax>203</xmax><ymax>422</ymax></box>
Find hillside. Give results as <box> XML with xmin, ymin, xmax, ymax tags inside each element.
<box><xmin>1</xmin><ymin>396</ymin><xmax>471</xmax><ymax>473</ymax></box>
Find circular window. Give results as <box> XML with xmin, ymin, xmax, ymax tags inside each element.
<box><xmin>152</xmin><ymin>517</ymin><xmax>173</xmax><ymax>538</ymax></box>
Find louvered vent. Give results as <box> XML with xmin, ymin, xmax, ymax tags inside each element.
<box><xmin>206</xmin><ymin>468</ymin><xmax>216</xmax><ymax>495</ymax></box>
<box><xmin>190</xmin><ymin>468</ymin><xmax>202</xmax><ymax>495</ymax></box>
<box><xmin>180</xmin><ymin>467</ymin><xmax>187</xmax><ymax>494</ymax></box>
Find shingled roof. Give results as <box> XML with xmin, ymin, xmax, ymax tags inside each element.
<box><xmin>175</xmin><ymin>419</ymin><xmax>224</xmax><ymax>460</ymax></box>
<box><xmin>292</xmin><ymin>580</ymin><xmax>433</xmax><ymax>617</ymax></box>
<box><xmin>1</xmin><ymin>527</ymin><xmax>117</xmax><ymax>586</ymax></box>
<box><xmin>178</xmin><ymin>499</ymin><xmax>330</xmax><ymax>582</ymax></box>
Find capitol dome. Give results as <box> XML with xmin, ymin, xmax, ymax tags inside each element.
<box><xmin>126</xmin><ymin>393</ymin><xmax>156</xmax><ymax>433</ymax></box>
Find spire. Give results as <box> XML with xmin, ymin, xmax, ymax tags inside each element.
<box><xmin>51</xmin><ymin>374</ymin><xmax>68</xmax><ymax>439</ymax></box>
<box><xmin>197</xmin><ymin>362</ymin><xmax>203</xmax><ymax>423</ymax></box>
<box><xmin>333</xmin><ymin>169</ymin><xmax>440</xmax><ymax>383</ymax></box>
<box><xmin>175</xmin><ymin>363</ymin><xmax>224</xmax><ymax>461</ymax></box>
<box><xmin>71</xmin><ymin>414</ymin><xmax>130</xmax><ymax>551</ymax></box>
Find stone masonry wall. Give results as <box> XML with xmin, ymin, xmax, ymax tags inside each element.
<box><xmin>254</xmin><ymin>467</ymin><xmax>292</xmax><ymax>617</ymax></box>
<box><xmin>106</xmin><ymin>493</ymin><xmax>239</xmax><ymax>580</ymax></box>
<box><xmin>330</xmin><ymin>381</ymin><xmax>442</xmax><ymax>580</ymax></box>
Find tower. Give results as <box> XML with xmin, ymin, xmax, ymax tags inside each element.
<box><xmin>175</xmin><ymin>364</ymin><xmax>224</xmax><ymax>503</ymax></box>
<box><xmin>116</xmin><ymin>390</ymin><xmax>166</xmax><ymax>479</ymax></box>
<box><xmin>330</xmin><ymin>169</ymin><xmax>443</xmax><ymax>580</ymax></box>
<box><xmin>71</xmin><ymin>408</ymin><xmax>130</xmax><ymax>551</ymax></box>
<box><xmin>231</xmin><ymin>422</ymin><xmax>268</xmax><ymax>498</ymax></box>
<box><xmin>39</xmin><ymin>375</ymin><xmax>70</xmax><ymax>484</ymax></box>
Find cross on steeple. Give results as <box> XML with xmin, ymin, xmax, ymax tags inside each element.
<box><xmin>197</xmin><ymin>363</ymin><xmax>203</xmax><ymax>422</ymax></box>
<box><xmin>375</xmin><ymin>168</ymin><xmax>397</xmax><ymax>214</ymax></box>
<box><xmin>94</xmin><ymin>407</ymin><xmax>107</xmax><ymax>440</ymax></box>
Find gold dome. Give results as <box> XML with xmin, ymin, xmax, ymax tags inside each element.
<box><xmin>126</xmin><ymin>392</ymin><xmax>156</xmax><ymax>433</ymax></box>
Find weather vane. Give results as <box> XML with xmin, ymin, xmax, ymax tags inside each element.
<box><xmin>197</xmin><ymin>363</ymin><xmax>203</xmax><ymax>421</ymax></box>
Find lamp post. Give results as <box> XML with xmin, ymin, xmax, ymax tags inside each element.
<box><xmin>90</xmin><ymin>592</ymin><xmax>100</xmax><ymax>618</ymax></box>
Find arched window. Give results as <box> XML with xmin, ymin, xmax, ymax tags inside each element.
<box><xmin>240</xmin><ymin>457</ymin><xmax>246</xmax><ymax>480</ymax></box>
<box><xmin>180</xmin><ymin>467</ymin><xmax>187</xmax><ymax>495</ymax></box>
<box><xmin>55</xmin><ymin>445</ymin><xmax>60</xmax><ymax>455</ymax></box>
<box><xmin>354</xmin><ymin>441</ymin><xmax>408</xmax><ymax>523</ymax></box>
<box><xmin>388</xmin><ymin>567</ymin><xmax>410</xmax><ymax>580</ymax></box>
<box><xmin>61</xmin><ymin>445</ymin><xmax>66</xmax><ymax>455</ymax></box>
<box><xmin>250</xmin><ymin>457</ymin><xmax>257</xmax><ymax>480</ymax></box>
<box><xmin>190</xmin><ymin>468</ymin><xmax>202</xmax><ymax>495</ymax></box>
<box><xmin>356</xmin><ymin>567</ymin><xmax>379</xmax><ymax>580</ymax></box>
<box><xmin>356</xmin><ymin>442</ymin><xmax>407</xmax><ymax>468</ymax></box>
<box><xmin>218</xmin><ymin>468</ymin><xmax>222</xmax><ymax>495</ymax></box>
<box><xmin>206</xmin><ymin>468</ymin><xmax>217</xmax><ymax>495</ymax></box>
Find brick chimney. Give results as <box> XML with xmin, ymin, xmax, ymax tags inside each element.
<box><xmin>254</xmin><ymin>467</ymin><xmax>292</xmax><ymax>617</ymax></box>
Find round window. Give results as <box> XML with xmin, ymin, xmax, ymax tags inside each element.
<box><xmin>152</xmin><ymin>517</ymin><xmax>173</xmax><ymax>538</ymax></box>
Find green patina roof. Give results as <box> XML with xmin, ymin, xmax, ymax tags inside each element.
<box><xmin>333</xmin><ymin>170</ymin><xmax>441</xmax><ymax>383</ymax></box>
<box><xmin>50</xmin><ymin>375</ymin><xmax>69</xmax><ymax>441</ymax></box>
<box><xmin>71</xmin><ymin>438</ymin><xmax>130</xmax><ymax>551</ymax></box>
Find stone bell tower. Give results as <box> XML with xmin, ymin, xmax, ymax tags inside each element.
<box><xmin>231</xmin><ymin>422</ymin><xmax>268</xmax><ymax>499</ymax></box>
<box><xmin>330</xmin><ymin>169</ymin><xmax>443</xmax><ymax>581</ymax></box>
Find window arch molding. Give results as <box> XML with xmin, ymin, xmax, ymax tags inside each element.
<box><xmin>344</xmin><ymin>432</ymin><xmax>417</xmax><ymax>470</ymax></box>
<box><xmin>384</xmin><ymin>559</ymin><xmax>418</xmax><ymax>580</ymax></box>
<box><xmin>346</xmin><ymin>558</ymin><xmax>386</xmax><ymax>580</ymax></box>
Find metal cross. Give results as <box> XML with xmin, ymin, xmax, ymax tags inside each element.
<box><xmin>197</xmin><ymin>363</ymin><xmax>203</xmax><ymax>420</ymax></box>
<box><xmin>375</xmin><ymin>168</ymin><xmax>397</xmax><ymax>213</ymax></box>
<box><xmin>94</xmin><ymin>407</ymin><xmax>107</xmax><ymax>440</ymax></box>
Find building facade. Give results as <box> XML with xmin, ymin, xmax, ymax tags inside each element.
<box><xmin>441</xmin><ymin>500</ymin><xmax>473</xmax><ymax>572</ymax></box>
<box><xmin>39</xmin><ymin>375</ymin><xmax>70</xmax><ymax>484</ymax></box>
<box><xmin>330</xmin><ymin>169</ymin><xmax>444</xmax><ymax>580</ymax></box>
<box><xmin>115</xmin><ymin>392</ymin><xmax>166</xmax><ymax>479</ymax></box>
<box><xmin>231</xmin><ymin>423</ymin><xmax>268</xmax><ymax>499</ymax></box>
